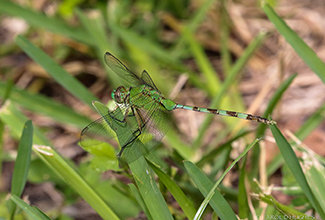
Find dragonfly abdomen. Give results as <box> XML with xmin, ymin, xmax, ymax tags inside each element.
<box><xmin>174</xmin><ymin>104</ymin><xmax>275</xmax><ymax>125</ymax></box>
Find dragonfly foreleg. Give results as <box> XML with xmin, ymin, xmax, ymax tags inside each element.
<box><xmin>117</xmin><ymin>109</ymin><xmax>146</xmax><ymax>157</ymax></box>
<box><xmin>135</xmin><ymin>108</ymin><xmax>146</xmax><ymax>132</ymax></box>
<box><xmin>117</xmin><ymin>128</ymin><xmax>141</xmax><ymax>157</ymax></box>
<box><xmin>108</xmin><ymin>107</ymin><xmax>130</xmax><ymax>123</ymax></box>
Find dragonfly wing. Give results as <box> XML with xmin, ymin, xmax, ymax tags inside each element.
<box><xmin>140</xmin><ymin>70</ymin><xmax>160</xmax><ymax>92</ymax></box>
<box><xmin>80</xmin><ymin>115</ymin><xmax>118</xmax><ymax>151</ymax></box>
<box><xmin>105</xmin><ymin>52</ymin><xmax>159</xmax><ymax>90</ymax></box>
<box><xmin>80</xmin><ymin>106</ymin><xmax>139</xmax><ymax>152</ymax></box>
<box><xmin>105</xmin><ymin>52</ymin><xmax>144</xmax><ymax>86</ymax></box>
<box><xmin>130</xmin><ymin>94</ymin><xmax>172</xmax><ymax>152</ymax></box>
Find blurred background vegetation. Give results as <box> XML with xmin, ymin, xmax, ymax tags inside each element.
<box><xmin>1</xmin><ymin>0</ymin><xmax>325</xmax><ymax>219</ymax></box>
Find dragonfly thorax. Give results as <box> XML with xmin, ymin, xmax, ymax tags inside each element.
<box><xmin>112</xmin><ymin>86</ymin><xmax>128</xmax><ymax>103</ymax></box>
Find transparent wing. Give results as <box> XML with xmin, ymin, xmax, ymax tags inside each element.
<box><xmin>81</xmin><ymin>89</ymin><xmax>172</xmax><ymax>163</ymax></box>
<box><xmin>140</xmin><ymin>70</ymin><xmax>160</xmax><ymax>92</ymax></box>
<box><xmin>80</xmin><ymin>105</ymin><xmax>140</xmax><ymax>153</ymax></box>
<box><xmin>104</xmin><ymin>52</ymin><xmax>143</xmax><ymax>87</ymax></box>
<box><xmin>80</xmin><ymin>112</ymin><xmax>119</xmax><ymax>151</ymax></box>
<box><xmin>105</xmin><ymin>52</ymin><xmax>158</xmax><ymax>90</ymax></box>
<box><xmin>129</xmin><ymin>93</ymin><xmax>172</xmax><ymax>152</ymax></box>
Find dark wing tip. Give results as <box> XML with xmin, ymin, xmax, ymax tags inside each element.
<box><xmin>80</xmin><ymin>126</ymin><xmax>89</xmax><ymax>136</ymax></box>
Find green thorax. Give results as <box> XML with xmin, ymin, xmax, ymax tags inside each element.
<box><xmin>112</xmin><ymin>85</ymin><xmax>177</xmax><ymax>110</ymax></box>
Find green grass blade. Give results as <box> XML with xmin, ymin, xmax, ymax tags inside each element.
<box><xmin>75</xmin><ymin>10</ymin><xmax>124</xmax><ymax>87</ymax></box>
<box><xmin>187</xmin><ymin>138</ymin><xmax>259</xmax><ymax>220</ymax></box>
<box><xmin>252</xmin><ymin>74</ymin><xmax>297</xmax><ymax>177</ymax></box>
<box><xmin>34</xmin><ymin>145</ymin><xmax>120</xmax><ymax>220</ymax></box>
<box><xmin>238</xmin><ymin>156</ymin><xmax>249</xmax><ymax>219</ymax></box>
<box><xmin>129</xmin><ymin>184</ymin><xmax>153</xmax><ymax>220</ymax></box>
<box><xmin>15</xmin><ymin>35</ymin><xmax>98</xmax><ymax>106</ymax></box>
<box><xmin>193</xmin><ymin>32</ymin><xmax>267</xmax><ymax>147</ymax></box>
<box><xmin>148</xmin><ymin>159</ymin><xmax>196</xmax><ymax>219</ymax></box>
<box><xmin>76</xmin><ymin>9</ymin><xmax>109</xmax><ymax>55</ymax></box>
<box><xmin>257</xmin><ymin>193</ymin><xmax>315</xmax><ymax>219</ymax></box>
<box><xmin>32</xmin><ymin>206</ymin><xmax>52</xmax><ymax>220</ymax></box>
<box><xmin>109</xmin><ymin>26</ymin><xmax>205</xmax><ymax>92</ymax></box>
<box><xmin>10</xmin><ymin>195</ymin><xmax>44</xmax><ymax>220</ymax></box>
<box><xmin>165</xmin><ymin>130</ymin><xmax>194</xmax><ymax>160</ymax></box>
<box><xmin>1</xmin><ymin>101</ymin><xmax>118</xmax><ymax>219</ymax></box>
<box><xmin>263</xmin><ymin>3</ymin><xmax>325</xmax><ymax>84</ymax></box>
<box><xmin>11</xmin><ymin>120</ymin><xmax>33</xmax><ymax>195</ymax></box>
<box><xmin>93</xmin><ymin>101</ymin><xmax>173</xmax><ymax>220</ymax></box>
<box><xmin>94</xmin><ymin>180</ymin><xmax>140</xmax><ymax>218</ymax></box>
<box><xmin>1</xmin><ymin>80</ymin><xmax>14</xmax><ymax>104</ymax></box>
<box><xmin>0</xmin><ymin>82</ymin><xmax>92</xmax><ymax>128</ymax></box>
<box><xmin>182</xmin><ymin>28</ymin><xmax>221</xmax><ymax>95</ymax></box>
<box><xmin>173</xmin><ymin>0</ymin><xmax>216</xmax><ymax>56</ymax></box>
<box><xmin>110</xmin><ymin>25</ymin><xmax>179</xmax><ymax>67</ymax></box>
<box><xmin>295</xmin><ymin>102</ymin><xmax>325</xmax><ymax>141</ymax></box>
<box><xmin>129</xmin><ymin>157</ymin><xmax>173</xmax><ymax>220</ymax></box>
<box><xmin>196</xmin><ymin>130</ymin><xmax>250</xmax><ymax>167</ymax></box>
<box><xmin>256</xmin><ymin>73</ymin><xmax>297</xmax><ymax>137</ymax></box>
<box><xmin>0</xmin><ymin>1</ymin><xmax>93</xmax><ymax>45</ymax></box>
<box><xmin>270</xmin><ymin>125</ymin><xmax>325</xmax><ymax>218</ymax></box>
<box><xmin>0</xmin><ymin>116</ymin><xmax>4</xmax><ymax>186</ymax></box>
<box><xmin>0</xmin><ymin>101</ymin><xmax>49</xmax><ymax>145</ymax></box>
<box><xmin>8</xmin><ymin>120</ymin><xmax>33</xmax><ymax>219</ymax></box>
<box><xmin>304</xmin><ymin>160</ymin><xmax>325</xmax><ymax>212</ymax></box>
<box><xmin>184</xmin><ymin>160</ymin><xmax>237</xmax><ymax>220</ymax></box>
<box><xmin>220</xmin><ymin>2</ymin><xmax>231</xmax><ymax>74</ymax></box>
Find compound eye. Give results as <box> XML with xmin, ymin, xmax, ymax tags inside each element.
<box><xmin>113</xmin><ymin>86</ymin><xmax>125</xmax><ymax>103</ymax></box>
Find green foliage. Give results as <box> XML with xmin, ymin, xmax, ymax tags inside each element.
<box><xmin>0</xmin><ymin>1</ymin><xmax>325</xmax><ymax>220</ymax></box>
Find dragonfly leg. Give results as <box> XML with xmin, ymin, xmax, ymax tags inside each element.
<box><xmin>127</xmin><ymin>107</ymin><xmax>136</xmax><ymax>117</ymax></box>
<box><xmin>117</xmin><ymin>109</ymin><xmax>147</xmax><ymax>157</ymax></box>
<box><xmin>109</xmin><ymin>107</ymin><xmax>130</xmax><ymax>123</ymax></box>
<box><xmin>135</xmin><ymin>108</ymin><xmax>146</xmax><ymax>132</ymax></box>
<box><xmin>117</xmin><ymin>128</ymin><xmax>142</xmax><ymax>157</ymax></box>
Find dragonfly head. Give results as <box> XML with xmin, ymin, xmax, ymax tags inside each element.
<box><xmin>112</xmin><ymin>86</ymin><xmax>127</xmax><ymax>103</ymax></box>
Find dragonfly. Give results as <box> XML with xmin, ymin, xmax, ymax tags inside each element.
<box><xmin>80</xmin><ymin>52</ymin><xmax>276</xmax><ymax>159</ymax></box>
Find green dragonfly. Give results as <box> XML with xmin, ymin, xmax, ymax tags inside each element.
<box><xmin>80</xmin><ymin>52</ymin><xmax>276</xmax><ymax>158</ymax></box>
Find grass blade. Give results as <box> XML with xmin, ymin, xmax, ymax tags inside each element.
<box><xmin>10</xmin><ymin>195</ymin><xmax>44</xmax><ymax>220</ymax></box>
<box><xmin>93</xmin><ymin>101</ymin><xmax>173</xmax><ymax>220</ymax></box>
<box><xmin>8</xmin><ymin>120</ymin><xmax>33</xmax><ymax>219</ymax></box>
<box><xmin>34</xmin><ymin>145</ymin><xmax>120</xmax><ymax>220</ymax></box>
<box><xmin>256</xmin><ymin>73</ymin><xmax>297</xmax><ymax>137</ymax></box>
<box><xmin>270</xmin><ymin>125</ymin><xmax>325</xmax><ymax>218</ymax></box>
<box><xmin>185</xmin><ymin>159</ymin><xmax>237</xmax><ymax>220</ymax></box>
<box><xmin>15</xmin><ymin>35</ymin><xmax>98</xmax><ymax>106</ymax></box>
<box><xmin>0</xmin><ymin>1</ymin><xmax>93</xmax><ymax>45</ymax></box>
<box><xmin>263</xmin><ymin>3</ymin><xmax>325</xmax><ymax>84</ymax></box>
<box><xmin>0</xmin><ymin>82</ymin><xmax>92</xmax><ymax>128</ymax></box>
<box><xmin>188</xmin><ymin>138</ymin><xmax>259</xmax><ymax>220</ymax></box>
<box><xmin>0</xmin><ymin>101</ymin><xmax>49</xmax><ymax>145</ymax></box>
<box><xmin>129</xmin><ymin>184</ymin><xmax>153</xmax><ymax>220</ymax></box>
<box><xmin>193</xmin><ymin>32</ymin><xmax>267</xmax><ymax>147</ymax></box>
<box><xmin>295</xmin><ymin>102</ymin><xmax>325</xmax><ymax>141</ymax></box>
<box><xmin>148</xmin><ymin>159</ymin><xmax>196</xmax><ymax>219</ymax></box>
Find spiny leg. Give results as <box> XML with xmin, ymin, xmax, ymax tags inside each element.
<box><xmin>116</xmin><ymin>107</ymin><xmax>147</xmax><ymax>157</ymax></box>
<box><xmin>109</xmin><ymin>107</ymin><xmax>130</xmax><ymax>123</ymax></box>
